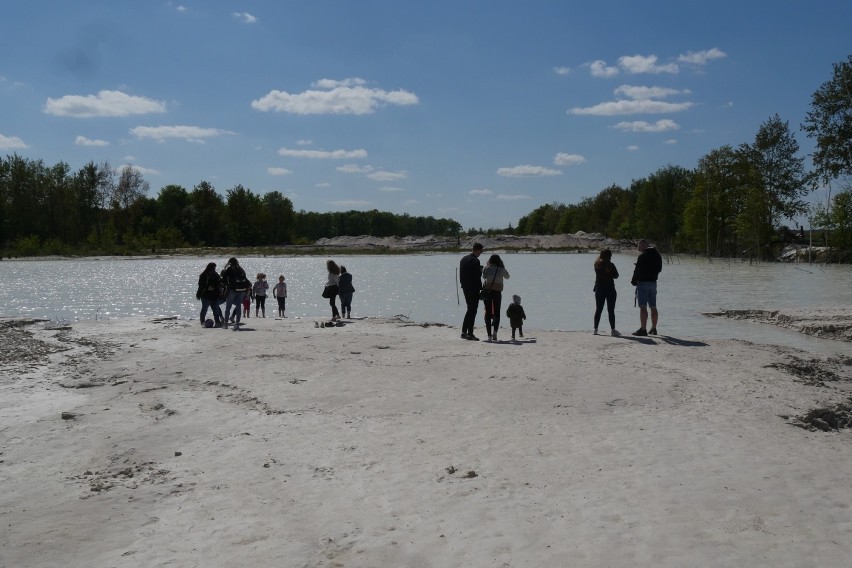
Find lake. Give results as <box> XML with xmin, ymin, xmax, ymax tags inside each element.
<box><xmin>2</xmin><ymin>253</ymin><xmax>850</xmax><ymax>355</ymax></box>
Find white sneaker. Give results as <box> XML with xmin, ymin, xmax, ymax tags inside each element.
<box><xmin>611</xmin><ymin>329</ymin><xmax>621</xmax><ymax>337</ymax></box>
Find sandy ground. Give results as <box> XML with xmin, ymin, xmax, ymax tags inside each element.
<box><xmin>2</xmin><ymin>315</ymin><xmax>852</xmax><ymax>568</ymax></box>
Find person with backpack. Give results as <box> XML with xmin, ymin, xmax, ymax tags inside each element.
<box><xmin>221</xmin><ymin>257</ymin><xmax>251</xmax><ymax>329</ymax></box>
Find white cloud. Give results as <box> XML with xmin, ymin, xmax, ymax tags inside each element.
<box><xmin>468</xmin><ymin>188</ymin><xmax>494</xmax><ymax>196</ymax></box>
<box><xmin>367</xmin><ymin>170</ymin><xmax>408</xmax><ymax>182</ymax></box>
<box><xmin>627</xmin><ymin>145</ymin><xmax>639</xmax><ymax>151</ymax></box>
<box><xmin>232</xmin><ymin>12</ymin><xmax>257</xmax><ymax>24</ymax></box>
<box><xmin>613</xmin><ymin>119</ymin><xmax>680</xmax><ymax>132</ymax></box>
<box><xmin>404</xmin><ymin>199</ymin><xmax>420</xmax><ymax>206</ymax></box>
<box><xmin>267</xmin><ymin>167</ymin><xmax>293</xmax><ymax>176</ymax></box>
<box><xmin>554</xmin><ymin>153</ymin><xmax>586</xmax><ymax>166</ymax></box>
<box><xmin>296</xmin><ymin>139</ymin><xmax>313</xmax><ymax>146</ymax></box>
<box><xmin>329</xmin><ymin>200</ymin><xmax>370</xmax><ymax>207</ymax></box>
<box><xmin>496</xmin><ymin>165</ymin><xmax>562</xmax><ymax>177</ymax></box>
<box><xmin>252</xmin><ymin>78</ymin><xmax>419</xmax><ymax>115</ymax></box>
<box><xmin>75</xmin><ymin>135</ymin><xmax>109</xmax><ymax>146</ymax></box>
<box><xmin>613</xmin><ymin>85</ymin><xmax>689</xmax><ymax>100</ymax></box>
<box><xmin>589</xmin><ymin>60</ymin><xmax>619</xmax><ymax>78</ymax></box>
<box><xmin>313</xmin><ymin>78</ymin><xmax>367</xmax><ymax>89</ymax></box>
<box><xmin>44</xmin><ymin>90</ymin><xmax>166</xmax><ymax>117</ymax></box>
<box><xmin>379</xmin><ymin>186</ymin><xmax>404</xmax><ymax>192</ymax></box>
<box><xmin>664</xmin><ymin>139</ymin><xmax>678</xmax><ymax>144</ymax></box>
<box><xmin>569</xmin><ymin>99</ymin><xmax>693</xmax><ymax>116</ymax></box>
<box><xmin>553</xmin><ymin>66</ymin><xmax>571</xmax><ymax>76</ymax></box>
<box><xmin>618</xmin><ymin>54</ymin><xmax>679</xmax><ymax>74</ymax></box>
<box><xmin>278</xmin><ymin>147</ymin><xmax>368</xmax><ymax>159</ymax></box>
<box><xmin>120</xmin><ymin>164</ymin><xmax>159</xmax><ymax>176</ymax></box>
<box><xmin>496</xmin><ymin>194</ymin><xmax>530</xmax><ymax>201</ymax></box>
<box><xmin>130</xmin><ymin>125</ymin><xmax>232</xmax><ymax>142</ymax></box>
<box><xmin>315</xmin><ymin>182</ymin><xmax>331</xmax><ymax>188</ymax></box>
<box><xmin>0</xmin><ymin>133</ymin><xmax>28</xmax><ymax>149</ymax></box>
<box><xmin>677</xmin><ymin>48</ymin><xmax>727</xmax><ymax>65</ymax></box>
<box><xmin>337</xmin><ymin>163</ymin><xmax>374</xmax><ymax>173</ymax></box>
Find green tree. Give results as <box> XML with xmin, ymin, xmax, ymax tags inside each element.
<box><xmin>738</xmin><ymin>114</ymin><xmax>811</xmax><ymax>258</ymax></box>
<box><xmin>226</xmin><ymin>185</ymin><xmax>262</xmax><ymax>246</ymax></box>
<box><xmin>260</xmin><ymin>191</ymin><xmax>295</xmax><ymax>244</ymax></box>
<box><xmin>802</xmin><ymin>55</ymin><xmax>852</xmax><ymax>185</ymax></box>
<box><xmin>681</xmin><ymin>146</ymin><xmax>747</xmax><ymax>256</ymax></box>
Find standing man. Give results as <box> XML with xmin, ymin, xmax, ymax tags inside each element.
<box><xmin>631</xmin><ymin>239</ymin><xmax>662</xmax><ymax>336</ymax></box>
<box><xmin>459</xmin><ymin>242</ymin><xmax>484</xmax><ymax>340</ymax></box>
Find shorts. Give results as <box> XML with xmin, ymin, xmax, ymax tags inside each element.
<box><xmin>636</xmin><ymin>281</ymin><xmax>657</xmax><ymax>308</ymax></box>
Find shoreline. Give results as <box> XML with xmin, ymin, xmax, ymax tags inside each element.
<box><xmin>2</xmin><ymin>315</ymin><xmax>851</xmax><ymax>566</ymax></box>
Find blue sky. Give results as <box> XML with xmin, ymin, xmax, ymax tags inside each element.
<box><xmin>1</xmin><ymin>1</ymin><xmax>849</xmax><ymax>231</ymax></box>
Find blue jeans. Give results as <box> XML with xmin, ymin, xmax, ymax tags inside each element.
<box><xmin>636</xmin><ymin>281</ymin><xmax>657</xmax><ymax>308</ymax></box>
<box><xmin>225</xmin><ymin>290</ymin><xmax>245</xmax><ymax>324</ymax></box>
<box><xmin>200</xmin><ymin>297</ymin><xmax>223</xmax><ymax>324</ymax></box>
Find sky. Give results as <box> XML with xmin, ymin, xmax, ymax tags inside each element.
<box><xmin>1</xmin><ymin>1</ymin><xmax>849</xmax><ymax>231</ymax></box>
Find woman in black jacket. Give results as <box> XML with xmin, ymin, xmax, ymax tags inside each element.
<box><xmin>593</xmin><ymin>249</ymin><xmax>620</xmax><ymax>336</ymax></box>
<box><xmin>197</xmin><ymin>262</ymin><xmax>224</xmax><ymax>327</ymax></box>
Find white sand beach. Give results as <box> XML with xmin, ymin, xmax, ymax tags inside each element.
<box><xmin>2</xmin><ymin>315</ymin><xmax>851</xmax><ymax>567</ymax></box>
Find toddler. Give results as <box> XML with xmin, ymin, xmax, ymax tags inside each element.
<box><xmin>505</xmin><ymin>294</ymin><xmax>527</xmax><ymax>340</ymax></box>
<box><xmin>242</xmin><ymin>289</ymin><xmax>252</xmax><ymax>318</ymax></box>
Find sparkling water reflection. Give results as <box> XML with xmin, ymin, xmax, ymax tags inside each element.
<box><xmin>1</xmin><ymin>253</ymin><xmax>850</xmax><ymax>354</ymax></box>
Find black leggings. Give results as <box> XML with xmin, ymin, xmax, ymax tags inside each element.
<box><xmin>329</xmin><ymin>294</ymin><xmax>340</xmax><ymax>318</ymax></box>
<box><xmin>255</xmin><ymin>295</ymin><xmax>266</xmax><ymax>310</ymax></box>
<box><xmin>594</xmin><ymin>288</ymin><xmax>617</xmax><ymax>330</ymax></box>
<box><xmin>484</xmin><ymin>291</ymin><xmax>503</xmax><ymax>334</ymax></box>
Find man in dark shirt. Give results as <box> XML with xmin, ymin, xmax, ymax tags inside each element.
<box><xmin>630</xmin><ymin>239</ymin><xmax>663</xmax><ymax>336</ymax></box>
<box><xmin>459</xmin><ymin>243</ymin><xmax>484</xmax><ymax>340</ymax></box>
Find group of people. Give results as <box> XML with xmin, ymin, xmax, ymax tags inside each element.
<box><xmin>459</xmin><ymin>243</ymin><xmax>526</xmax><ymax>342</ymax></box>
<box><xmin>322</xmin><ymin>260</ymin><xmax>355</xmax><ymax>321</ymax></box>
<box><xmin>196</xmin><ymin>257</ymin><xmax>289</xmax><ymax>330</ymax></box>
<box><xmin>459</xmin><ymin>239</ymin><xmax>662</xmax><ymax>341</ymax></box>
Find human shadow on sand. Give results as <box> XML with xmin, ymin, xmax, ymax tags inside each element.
<box><xmin>620</xmin><ymin>334</ymin><xmax>707</xmax><ymax>347</ymax></box>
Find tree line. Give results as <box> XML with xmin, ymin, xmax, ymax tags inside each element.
<box><xmin>515</xmin><ymin>56</ymin><xmax>852</xmax><ymax>259</ymax></box>
<box><xmin>0</xmin><ymin>157</ymin><xmax>463</xmax><ymax>256</ymax></box>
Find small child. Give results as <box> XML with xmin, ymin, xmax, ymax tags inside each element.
<box><xmin>253</xmin><ymin>273</ymin><xmax>269</xmax><ymax>318</ymax></box>
<box><xmin>506</xmin><ymin>294</ymin><xmax>527</xmax><ymax>340</ymax></box>
<box><xmin>273</xmin><ymin>275</ymin><xmax>288</xmax><ymax>318</ymax></box>
<box><xmin>242</xmin><ymin>289</ymin><xmax>252</xmax><ymax>318</ymax></box>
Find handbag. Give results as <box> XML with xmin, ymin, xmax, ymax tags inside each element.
<box><xmin>479</xmin><ymin>269</ymin><xmax>497</xmax><ymax>301</ymax></box>
<box><xmin>322</xmin><ymin>284</ymin><xmax>338</xmax><ymax>299</ymax></box>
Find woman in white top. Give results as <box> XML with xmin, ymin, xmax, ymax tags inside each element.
<box><xmin>481</xmin><ymin>254</ymin><xmax>510</xmax><ymax>341</ymax></box>
<box><xmin>324</xmin><ymin>260</ymin><xmax>341</xmax><ymax>321</ymax></box>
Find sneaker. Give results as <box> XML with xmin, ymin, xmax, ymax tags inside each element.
<box><xmin>649</xmin><ymin>328</ymin><xmax>657</xmax><ymax>335</ymax></box>
<box><xmin>519</xmin><ymin>332</ymin><xmax>524</xmax><ymax>338</ymax></box>
<box><xmin>593</xmin><ymin>328</ymin><xmax>599</xmax><ymax>335</ymax></box>
<box><xmin>632</xmin><ymin>328</ymin><xmax>648</xmax><ymax>336</ymax></box>
<box><xmin>491</xmin><ymin>334</ymin><xmax>497</xmax><ymax>341</ymax></box>
<box><xmin>611</xmin><ymin>329</ymin><xmax>621</xmax><ymax>337</ymax></box>
<box><xmin>467</xmin><ymin>334</ymin><xmax>480</xmax><ymax>341</ymax></box>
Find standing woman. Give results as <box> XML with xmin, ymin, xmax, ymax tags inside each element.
<box><xmin>338</xmin><ymin>266</ymin><xmax>355</xmax><ymax>319</ymax></box>
<box><xmin>593</xmin><ymin>249</ymin><xmax>620</xmax><ymax>336</ymax></box>
<box><xmin>481</xmin><ymin>254</ymin><xmax>510</xmax><ymax>341</ymax></box>
<box><xmin>222</xmin><ymin>257</ymin><xmax>250</xmax><ymax>329</ymax></box>
<box><xmin>323</xmin><ymin>260</ymin><xmax>341</xmax><ymax>321</ymax></box>
<box><xmin>197</xmin><ymin>262</ymin><xmax>223</xmax><ymax>327</ymax></box>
